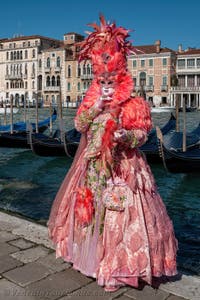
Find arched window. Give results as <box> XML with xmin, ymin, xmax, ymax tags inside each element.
<box><xmin>25</xmin><ymin>63</ymin><xmax>27</xmax><ymax>75</ymax></box>
<box><xmin>67</xmin><ymin>82</ymin><xmax>71</xmax><ymax>91</ymax></box>
<box><xmin>47</xmin><ymin>57</ymin><xmax>50</xmax><ymax>68</ymax></box>
<box><xmin>11</xmin><ymin>52</ymin><xmax>13</xmax><ymax>60</ymax></box>
<box><xmin>56</xmin><ymin>56</ymin><xmax>60</xmax><ymax>67</ymax></box>
<box><xmin>46</xmin><ymin>76</ymin><xmax>50</xmax><ymax>86</ymax></box>
<box><xmin>52</xmin><ymin>76</ymin><xmax>55</xmax><ymax>86</ymax></box>
<box><xmin>32</xmin><ymin>63</ymin><xmax>35</xmax><ymax>74</ymax></box>
<box><xmin>32</xmin><ymin>81</ymin><xmax>35</xmax><ymax>89</ymax></box>
<box><xmin>39</xmin><ymin>59</ymin><xmax>42</xmax><ymax>68</ymax></box>
<box><xmin>32</xmin><ymin>49</ymin><xmax>35</xmax><ymax>58</ymax></box>
<box><xmin>77</xmin><ymin>65</ymin><xmax>81</xmax><ymax>77</ymax></box>
<box><xmin>83</xmin><ymin>65</ymin><xmax>86</xmax><ymax>75</ymax></box>
<box><xmin>67</xmin><ymin>65</ymin><xmax>71</xmax><ymax>77</ymax></box>
<box><xmin>20</xmin><ymin>51</ymin><xmax>23</xmax><ymax>59</ymax></box>
<box><xmin>87</xmin><ymin>64</ymin><xmax>91</xmax><ymax>75</ymax></box>
<box><xmin>77</xmin><ymin>82</ymin><xmax>80</xmax><ymax>91</ymax></box>
<box><xmin>25</xmin><ymin>50</ymin><xmax>28</xmax><ymax>59</ymax></box>
<box><xmin>6</xmin><ymin>82</ymin><xmax>9</xmax><ymax>89</ymax></box>
<box><xmin>83</xmin><ymin>82</ymin><xmax>87</xmax><ymax>90</ymax></box>
<box><xmin>38</xmin><ymin>75</ymin><xmax>42</xmax><ymax>90</ymax></box>
<box><xmin>139</xmin><ymin>72</ymin><xmax>146</xmax><ymax>86</ymax></box>
<box><xmin>56</xmin><ymin>76</ymin><xmax>60</xmax><ymax>86</ymax></box>
<box><xmin>17</xmin><ymin>51</ymin><xmax>20</xmax><ymax>60</ymax></box>
<box><xmin>6</xmin><ymin>52</ymin><xmax>9</xmax><ymax>60</ymax></box>
<box><xmin>52</xmin><ymin>95</ymin><xmax>55</xmax><ymax>104</ymax></box>
<box><xmin>14</xmin><ymin>51</ymin><xmax>17</xmax><ymax>60</ymax></box>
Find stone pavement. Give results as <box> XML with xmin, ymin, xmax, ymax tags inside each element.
<box><xmin>0</xmin><ymin>211</ymin><xmax>199</xmax><ymax>300</ymax></box>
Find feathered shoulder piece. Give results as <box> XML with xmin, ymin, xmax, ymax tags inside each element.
<box><xmin>121</xmin><ymin>97</ymin><xmax>152</xmax><ymax>132</ymax></box>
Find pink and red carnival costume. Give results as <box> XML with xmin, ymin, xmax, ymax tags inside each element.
<box><xmin>48</xmin><ymin>15</ymin><xmax>177</xmax><ymax>291</ymax></box>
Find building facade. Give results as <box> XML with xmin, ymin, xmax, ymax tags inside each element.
<box><xmin>0</xmin><ymin>33</ymin><xmax>200</xmax><ymax>109</ymax></box>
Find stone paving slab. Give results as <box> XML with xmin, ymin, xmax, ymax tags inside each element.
<box><xmin>0</xmin><ymin>278</ymin><xmax>36</xmax><ymax>300</ymax></box>
<box><xmin>8</xmin><ymin>238</ymin><xmax>35</xmax><ymax>250</ymax></box>
<box><xmin>0</xmin><ymin>211</ymin><xmax>54</xmax><ymax>249</ymax></box>
<box><xmin>0</xmin><ymin>255</ymin><xmax>23</xmax><ymax>273</ymax></box>
<box><xmin>0</xmin><ymin>230</ymin><xmax>18</xmax><ymax>242</ymax></box>
<box><xmin>59</xmin><ymin>281</ymin><xmax>129</xmax><ymax>300</ymax></box>
<box><xmin>37</xmin><ymin>252</ymin><xmax>71</xmax><ymax>273</ymax></box>
<box><xmin>159</xmin><ymin>274</ymin><xmax>200</xmax><ymax>300</ymax></box>
<box><xmin>11</xmin><ymin>245</ymin><xmax>50</xmax><ymax>263</ymax></box>
<box><xmin>25</xmin><ymin>269</ymin><xmax>93</xmax><ymax>300</ymax></box>
<box><xmin>124</xmin><ymin>285</ymin><xmax>170</xmax><ymax>300</ymax></box>
<box><xmin>0</xmin><ymin>241</ymin><xmax>19</xmax><ymax>257</ymax></box>
<box><xmin>167</xmin><ymin>296</ymin><xmax>187</xmax><ymax>300</ymax></box>
<box><xmin>3</xmin><ymin>261</ymin><xmax>52</xmax><ymax>287</ymax></box>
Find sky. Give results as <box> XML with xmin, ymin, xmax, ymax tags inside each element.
<box><xmin>0</xmin><ymin>0</ymin><xmax>200</xmax><ymax>51</ymax></box>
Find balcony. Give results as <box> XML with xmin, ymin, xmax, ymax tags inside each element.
<box><xmin>5</xmin><ymin>74</ymin><xmax>23</xmax><ymax>80</ymax></box>
<box><xmin>44</xmin><ymin>67</ymin><xmax>51</xmax><ymax>73</ymax></box>
<box><xmin>170</xmin><ymin>86</ymin><xmax>200</xmax><ymax>92</ymax></box>
<box><xmin>161</xmin><ymin>85</ymin><xmax>168</xmax><ymax>92</ymax></box>
<box><xmin>55</xmin><ymin>67</ymin><xmax>61</xmax><ymax>72</ymax></box>
<box><xmin>80</xmin><ymin>74</ymin><xmax>93</xmax><ymax>80</ymax></box>
<box><xmin>145</xmin><ymin>85</ymin><xmax>154</xmax><ymax>92</ymax></box>
<box><xmin>44</xmin><ymin>86</ymin><xmax>60</xmax><ymax>92</ymax></box>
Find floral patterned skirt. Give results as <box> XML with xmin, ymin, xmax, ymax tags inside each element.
<box><xmin>48</xmin><ymin>148</ymin><xmax>178</xmax><ymax>289</ymax></box>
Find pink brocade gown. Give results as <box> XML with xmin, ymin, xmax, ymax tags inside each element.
<box><xmin>48</xmin><ymin>110</ymin><xmax>178</xmax><ymax>290</ymax></box>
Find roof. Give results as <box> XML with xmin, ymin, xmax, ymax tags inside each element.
<box><xmin>177</xmin><ymin>48</ymin><xmax>200</xmax><ymax>56</ymax></box>
<box><xmin>134</xmin><ymin>44</ymin><xmax>174</xmax><ymax>55</ymax></box>
<box><xmin>1</xmin><ymin>35</ymin><xmax>62</xmax><ymax>43</ymax></box>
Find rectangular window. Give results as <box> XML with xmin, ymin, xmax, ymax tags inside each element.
<box><xmin>141</xmin><ymin>60</ymin><xmax>145</xmax><ymax>67</ymax></box>
<box><xmin>177</xmin><ymin>59</ymin><xmax>185</xmax><ymax>68</ymax></box>
<box><xmin>187</xmin><ymin>75</ymin><xmax>195</xmax><ymax>87</ymax></box>
<box><xmin>149</xmin><ymin>76</ymin><xmax>153</xmax><ymax>85</ymax></box>
<box><xmin>132</xmin><ymin>60</ymin><xmax>137</xmax><ymax>68</ymax></box>
<box><xmin>187</xmin><ymin>59</ymin><xmax>195</xmax><ymax>68</ymax></box>
<box><xmin>162</xmin><ymin>58</ymin><xmax>167</xmax><ymax>66</ymax></box>
<box><xmin>149</xmin><ymin>59</ymin><xmax>153</xmax><ymax>67</ymax></box>
<box><xmin>197</xmin><ymin>59</ymin><xmax>200</xmax><ymax>68</ymax></box>
<box><xmin>162</xmin><ymin>76</ymin><xmax>167</xmax><ymax>85</ymax></box>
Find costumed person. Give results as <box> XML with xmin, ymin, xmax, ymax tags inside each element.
<box><xmin>48</xmin><ymin>15</ymin><xmax>178</xmax><ymax>292</ymax></box>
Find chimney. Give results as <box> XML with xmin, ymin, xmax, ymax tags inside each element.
<box><xmin>155</xmin><ymin>40</ymin><xmax>161</xmax><ymax>53</ymax></box>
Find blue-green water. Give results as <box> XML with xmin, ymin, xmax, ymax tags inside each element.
<box><xmin>0</xmin><ymin>108</ymin><xmax>199</xmax><ymax>276</ymax></box>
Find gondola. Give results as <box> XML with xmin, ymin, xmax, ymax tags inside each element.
<box><xmin>29</xmin><ymin>128</ymin><xmax>81</xmax><ymax>158</ymax></box>
<box><xmin>0</xmin><ymin>109</ymin><xmax>57</xmax><ymax>148</ymax></box>
<box><xmin>0</xmin><ymin>108</ymin><xmax>57</xmax><ymax>133</ymax></box>
<box><xmin>156</xmin><ymin>126</ymin><xmax>200</xmax><ymax>173</ymax></box>
<box><xmin>139</xmin><ymin>113</ymin><xmax>176</xmax><ymax>163</ymax></box>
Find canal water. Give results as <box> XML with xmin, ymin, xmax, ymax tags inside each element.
<box><xmin>0</xmin><ymin>107</ymin><xmax>199</xmax><ymax>277</ymax></box>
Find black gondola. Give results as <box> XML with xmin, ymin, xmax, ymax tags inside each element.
<box><xmin>29</xmin><ymin>128</ymin><xmax>81</xmax><ymax>158</ymax></box>
<box><xmin>0</xmin><ymin>109</ymin><xmax>57</xmax><ymax>148</ymax></box>
<box><xmin>156</xmin><ymin>126</ymin><xmax>200</xmax><ymax>173</ymax></box>
<box><xmin>139</xmin><ymin>113</ymin><xmax>176</xmax><ymax>163</ymax></box>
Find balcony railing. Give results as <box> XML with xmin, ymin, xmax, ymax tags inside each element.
<box><xmin>54</xmin><ymin>67</ymin><xmax>61</xmax><ymax>72</ymax></box>
<box><xmin>80</xmin><ymin>74</ymin><xmax>93</xmax><ymax>80</ymax></box>
<box><xmin>44</xmin><ymin>67</ymin><xmax>51</xmax><ymax>73</ymax></box>
<box><xmin>145</xmin><ymin>85</ymin><xmax>154</xmax><ymax>92</ymax></box>
<box><xmin>170</xmin><ymin>86</ymin><xmax>200</xmax><ymax>92</ymax></box>
<box><xmin>161</xmin><ymin>85</ymin><xmax>168</xmax><ymax>91</ymax></box>
<box><xmin>5</xmin><ymin>74</ymin><xmax>23</xmax><ymax>80</ymax></box>
<box><xmin>44</xmin><ymin>86</ymin><xmax>60</xmax><ymax>92</ymax></box>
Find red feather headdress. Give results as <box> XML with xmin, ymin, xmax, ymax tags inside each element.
<box><xmin>77</xmin><ymin>14</ymin><xmax>137</xmax><ymax>77</ymax></box>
